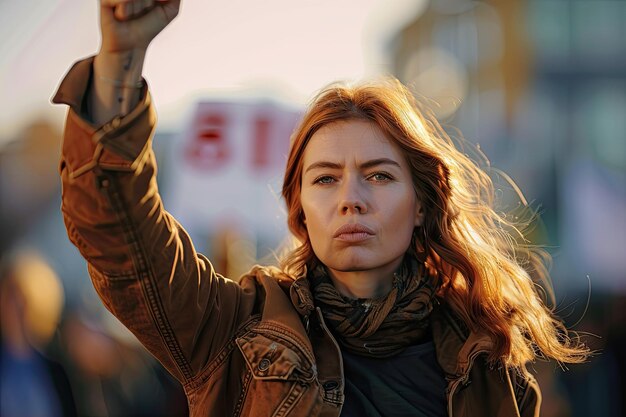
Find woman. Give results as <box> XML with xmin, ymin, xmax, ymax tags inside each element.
<box><xmin>54</xmin><ymin>1</ymin><xmax>589</xmax><ymax>416</ymax></box>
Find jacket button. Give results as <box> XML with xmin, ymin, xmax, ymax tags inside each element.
<box><xmin>323</xmin><ymin>381</ymin><xmax>339</xmax><ymax>391</ymax></box>
<box><xmin>258</xmin><ymin>358</ymin><xmax>271</xmax><ymax>372</ymax></box>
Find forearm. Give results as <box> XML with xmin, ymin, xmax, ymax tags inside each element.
<box><xmin>91</xmin><ymin>49</ymin><xmax>146</xmax><ymax>125</ymax></box>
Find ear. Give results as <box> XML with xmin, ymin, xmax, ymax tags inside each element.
<box><xmin>414</xmin><ymin>201</ymin><xmax>425</xmax><ymax>227</ymax></box>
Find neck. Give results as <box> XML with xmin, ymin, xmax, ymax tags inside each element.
<box><xmin>326</xmin><ymin>262</ymin><xmax>400</xmax><ymax>299</ymax></box>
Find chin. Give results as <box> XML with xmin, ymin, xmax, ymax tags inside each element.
<box><xmin>324</xmin><ymin>254</ymin><xmax>379</xmax><ymax>272</ymax></box>
<box><xmin>320</xmin><ymin>247</ymin><xmax>406</xmax><ymax>275</ymax></box>
<box><xmin>330</xmin><ymin>263</ymin><xmax>374</xmax><ymax>273</ymax></box>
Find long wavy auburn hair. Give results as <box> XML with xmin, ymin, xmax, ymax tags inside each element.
<box><xmin>280</xmin><ymin>77</ymin><xmax>589</xmax><ymax>369</ymax></box>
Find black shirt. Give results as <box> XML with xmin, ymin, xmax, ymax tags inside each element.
<box><xmin>339</xmin><ymin>339</ymin><xmax>447</xmax><ymax>417</ymax></box>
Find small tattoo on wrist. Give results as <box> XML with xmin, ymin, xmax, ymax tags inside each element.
<box><xmin>123</xmin><ymin>53</ymin><xmax>132</xmax><ymax>71</ymax></box>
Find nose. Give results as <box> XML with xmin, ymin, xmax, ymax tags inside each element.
<box><xmin>339</xmin><ymin>179</ymin><xmax>367</xmax><ymax>215</ymax></box>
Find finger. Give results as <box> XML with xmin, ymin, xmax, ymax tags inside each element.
<box><xmin>110</xmin><ymin>0</ymin><xmax>133</xmax><ymax>21</ymax></box>
<box><xmin>133</xmin><ymin>0</ymin><xmax>158</xmax><ymax>20</ymax></box>
<box><xmin>159</xmin><ymin>0</ymin><xmax>180</xmax><ymax>21</ymax></box>
<box><xmin>130</xmin><ymin>0</ymin><xmax>147</xmax><ymax>19</ymax></box>
<box><xmin>132</xmin><ymin>0</ymin><xmax>149</xmax><ymax>18</ymax></box>
<box><xmin>143</xmin><ymin>0</ymin><xmax>155</xmax><ymax>11</ymax></box>
<box><xmin>109</xmin><ymin>0</ymin><xmax>151</xmax><ymax>21</ymax></box>
<box><xmin>136</xmin><ymin>0</ymin><xmax>154</xmax><ymax>19</ymax></box>
<box><xmin>100</xmin><ymin>0</ymin><xmax>127</xmax><ymax>23</ymax></box>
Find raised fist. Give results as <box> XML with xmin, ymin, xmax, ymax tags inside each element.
<box><xmin>99</xmin><ymin>0</ymin><xmax>180</xmax><ymax>53</ymax></box>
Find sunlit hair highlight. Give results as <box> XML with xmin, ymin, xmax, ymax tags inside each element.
<box><xmin>280</xmin><ymin>77</ymin><xmax>589</xmax><ymax>369</ymax></box>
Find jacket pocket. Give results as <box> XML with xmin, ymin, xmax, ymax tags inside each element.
<box><xmin>236</xmin><ymin>331</ymin><xmax>316</xmax><ymax>382</ymax></box>
<box><xmin>235</xmin><ymin>330</ymin><xmax>319</xmax><ymax>417</ymax></box>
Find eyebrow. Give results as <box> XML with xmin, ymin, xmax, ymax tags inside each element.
<box><xmin>304</xmin><ymin>158</ymin><xmax>402</xmax><ymax>174</ymax></box>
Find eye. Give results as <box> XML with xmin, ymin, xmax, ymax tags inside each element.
<box><xmin>367</xmin><ymin>172</ymin><xmax>393</xmax><ymax>182</ymax></box>
<box><xmin>313</xmin><ymin>175</ymin><xmax>336</xmax><ymax>185</ymax></box>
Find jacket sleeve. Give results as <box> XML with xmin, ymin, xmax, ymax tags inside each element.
<box><xmin>54</xmin><ymin>57</ymin><xmax>256</xmax><ymax>383</ymax></box>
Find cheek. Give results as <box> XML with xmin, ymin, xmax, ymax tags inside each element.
<box><xmin>300</xmin><ymin>200</ymin><xmax>326</xmax><ymax>251</ymax></box>
<box><xmin>297</xmin><ymin>182</ymin><xmax>317</xmax><ymax>234</ymax></box>
<box><xmin>301</xmin><ymin>207</ymin><xmax>321</xmax><ymax>241</ymax></box>
<box><xmin>299</xmin><ymin>192</ymin><xmax>318</xmax><ymax>237</ymax></box>
<box><xmin>389</xmin><ymin>193</ymin><xmax>419</xmax><ymax>237</ymax></box>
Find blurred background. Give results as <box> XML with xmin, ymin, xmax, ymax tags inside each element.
<box><xmin>1</xmin><ymin>0</ymin><xmax>624</xmax><ymax>416</ymax></box>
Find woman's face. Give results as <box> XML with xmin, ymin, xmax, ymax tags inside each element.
<box><xmin>300</xmin><ymin>119</ymin><xmax>424</xmax><ymax>279</ymax></box>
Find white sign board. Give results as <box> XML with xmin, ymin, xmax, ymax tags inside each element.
<box><xmin>164</xmin><ymin>100</ymin><xmax>302</xmax><ymax>242</ymax></box>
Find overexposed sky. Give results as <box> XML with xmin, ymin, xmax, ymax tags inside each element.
<box><xmin>0</xmin><ymin>0</ymin><xmax>427</xmax><ymax>145</ymax></box>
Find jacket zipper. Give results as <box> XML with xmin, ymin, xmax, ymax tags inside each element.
<box><xmin>446</xmin><ymin>349</ymin><xmax>488</xmax><ymax>417</ymax></box>
<box><xmin>314</xmin><ymin>307</ymin><xmax>344</xmax><ymax>416</ymax></box>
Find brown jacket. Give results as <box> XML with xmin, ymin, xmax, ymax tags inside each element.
<box><xmin>54</xmin><ymin>57</ymin><xmax>541</xmax><ymax>417</ymax></box>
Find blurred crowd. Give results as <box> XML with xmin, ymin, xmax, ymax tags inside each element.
<box><xmin>0</xmin><ymin>250</ymin><xmax>188</xmax><ymax>417</ymax></box>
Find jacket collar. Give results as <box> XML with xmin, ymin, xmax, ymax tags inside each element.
<box><xmin>242</xmin><ymin>266</ymin><xmax>314</xmax><ymax>354</ymax></box>
<box><xmin>289</xmin><ymin>274</ymin><xmax>316</xmax><ymax>317</ymax></box>
<box><xmin>429</xmin><ymin>302</ymin><xmax>494</xmax><ymax>378</ymax></box>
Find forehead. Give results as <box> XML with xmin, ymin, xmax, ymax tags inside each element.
<box><xmin>303</xmin><ymin>119</ymin><xmax>405</xmax><ymax>165</ymax></box>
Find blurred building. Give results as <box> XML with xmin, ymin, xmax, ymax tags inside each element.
<box><xmin>390</xmin><ymin>0</ymin><xmax>626</xmax><ymax>294</ymax></box>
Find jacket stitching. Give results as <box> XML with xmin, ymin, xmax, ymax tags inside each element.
<box><xmin>186</xmin><ymin>339</ymin><xmax>236</xmax><ymax>391</ymax></box>
<box><xmin>185</xmin><ymin>315</ymin><xmax>261</xmax><ymax>391</ymax></box>
<box><xmin>102</xmin><ymin>172</ymin><xmax>193</xmax><ymax>380</ymax></box>
<box><xmin>272</xmin><ymin>381</ymin><xmax>307</xmax><ymax>417</ymax></box>
<box><xmin>232</xmin><ymin>369</ymin><xmax>253</xmax><ymax>417</ymax></box>
<box><xmin>96</xmin><ymin>105</ymin><xmax>150</xmax><ymax>154</ymax></box>
<box><xmin>101</xmin><ymin>271</ymin><xmax>140</xmax><ymax>282</ymax></box>
<box><xmin>255</xmin><ymin>321</ymin><xmax>316</xmax><ymax>366</ymax></box>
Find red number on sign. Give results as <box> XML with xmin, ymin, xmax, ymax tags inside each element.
<box><xmin>185</xmin><ymin>112</ymin><xmax>230</xmax><ymax>170</ymax></box>
<box><xmin>252</xmin><ymin>116</ymin><xmax>271</xmax><ymax>171</ymax></box>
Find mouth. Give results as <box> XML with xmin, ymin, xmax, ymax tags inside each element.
<box><xmin>333</xmin><ymin>223</ymin><xmax>375</xmax><ymax>242</ymax></box>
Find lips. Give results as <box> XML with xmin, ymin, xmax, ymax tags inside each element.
<box><xmin>333</xmin><ymin>223</ymin><xmax>375</xmax><ymax>241</ymax></box>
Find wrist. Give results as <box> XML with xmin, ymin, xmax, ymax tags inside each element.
<box><xmin>94</xmin><ymin>49</ymin><xmax>146</xmax><ymax>85</ymax></box>
<box><xmin>90</xmin><ymin>50</ymin><xmax>146</xmax><ymax>124</ymax></box>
